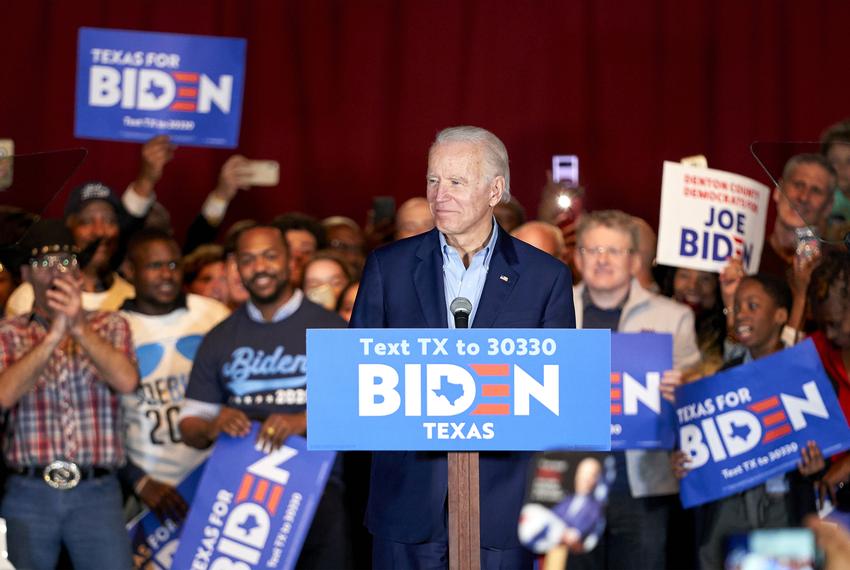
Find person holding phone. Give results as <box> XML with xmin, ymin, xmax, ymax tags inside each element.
<box><xmin>0</xmin><ymin>219</ymin><xmax>139</xmax><ymax>570</ymax></box>
<box><xmin>5</xmin><ymin>182</ymin><xmax>137</xmax><ymax>316</ymax></box>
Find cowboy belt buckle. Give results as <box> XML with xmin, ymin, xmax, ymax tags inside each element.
<box><xmin>43</xmin><ymin>460</ymin><xmax>81</xmax><ymax>490</ymax></box>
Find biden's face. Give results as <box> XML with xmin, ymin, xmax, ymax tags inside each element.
<box><xmin>426</xmin><ymin>141</ymin><xmax>502</xmax><ymax>243</ymax></box>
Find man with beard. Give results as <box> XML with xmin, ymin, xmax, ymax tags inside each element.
<box><xmin>118</xmin><ymin>229</ymin><xmax>229</xmax><ymax>522</ymax></box>
<box><xmin>5</xmin><ymin>182</ymin><xmax>136</xmax><ymax>315</ymax></box>
<box><xmin>178</xmin><ymin>223</ymin><xmax>351</xmax><ymax>569</ymax></box>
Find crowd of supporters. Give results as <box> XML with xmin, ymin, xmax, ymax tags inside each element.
<box><xmin>1</xmin><ymin>118</ymin><xmax>850</xmax><ymax>570</ymax></box>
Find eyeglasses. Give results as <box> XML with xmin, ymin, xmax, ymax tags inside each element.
<box><xmin>578</xmin><ymin>246</ymin><xmax>633</xmax><ymax>258</ymax></box>
<box><xmin>29</xmin><ymin>254</ymin><xmax>78</xmax><ymax>271</ymax></box>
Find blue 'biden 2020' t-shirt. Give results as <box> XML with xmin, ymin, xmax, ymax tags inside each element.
<box><xmin>186</xmin><ymin>298</ymin><xmax>345</xmax><ymax>420</ymax></box>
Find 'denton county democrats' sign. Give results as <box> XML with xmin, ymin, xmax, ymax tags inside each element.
<box><xmin>656</xmin><ymin>161</ymin><xmax>769</xmax><ymax>274</ymax></box>
<box><xmin>307</xmin><ymin>329</ymin><xmax>611</xmax><ymax>451</ymax></box>
<box><xmin>75</xmin><ymin>27</ymin><xmax>246</xmax><ymax>148</ymax></box>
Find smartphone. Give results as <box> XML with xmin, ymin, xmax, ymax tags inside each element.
<box><xmin>243</xmin><ymin>160</ymin><xmax>279</xmax><ymax>187</ymax></box>
<box><xmin>0</xmin><ymin>139</ymin><xmax>13</xmax><ymax>190</ymax></box>
<box><xmin>724</xmin><ymin>528</ymin><xmax>822</xmax><ymax>569</ymax></box>
<box><xmin>795</xmin><ymin>227</ymin><xmax>821</xmax><ymax>260</ymax></box>
<box><xmin>552</xmin><ymin>155</ymin><xmax>579</xmax><ymax>186</ymax></box>
<box><xmin>373</xmin><ymin>196</ymin><xmax>395</xmax><ymax>224</ymax></box>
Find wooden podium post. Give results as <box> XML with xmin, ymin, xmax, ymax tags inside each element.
<box><xmin>448</xmin><ymin>451</ymin><xmax>480</xmax><ymax>570</ymax></box>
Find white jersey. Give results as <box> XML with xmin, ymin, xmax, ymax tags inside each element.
<box><xmin>6</xmin><ymin>274</ymin><xmax>135</xmax><ymax>316</ymax></box>
<box><xmin>121</xmin><ymin>294</ymin><xmax>230</xmax><ymax>485</ymax></box>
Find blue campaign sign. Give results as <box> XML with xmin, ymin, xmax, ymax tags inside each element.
<box><xmin>307</xmin><ymin>328</ymin><xmax>611</xmax><ymax>451</ymax></box>
<box><xmin>676</xmin><ymin>340</ymin><xmax>850</xmax><ymax>508</ymax></box>
<box><xmin>171</xmin><ymin>428</ymin><xmax>336</xmax><ymax>570</ymax></box>
<box><xmin>75</xmin><ymin>28</ymin><xmax>246</xmax><ymax>148</ymax></box>
<box><xmin>610</xmin><ymin>333</ymin><xmax>675</xmax><ymax>450</ymax></box>
<box><xmin>127</xmin><ymin>463</ymin><xmax>205</xmax><ymax>569</ymax></box>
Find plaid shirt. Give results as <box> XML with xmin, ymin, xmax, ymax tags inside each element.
<box><xmin>0</xmin><ymin>312</ymin><xmax>136</xmax><ymax>468</ymax></box>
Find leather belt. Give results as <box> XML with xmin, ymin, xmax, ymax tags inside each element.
<box><xmin>10</xmin><ymin>461</ymin><xmax>114</xmax><ymax>489</ymax></box>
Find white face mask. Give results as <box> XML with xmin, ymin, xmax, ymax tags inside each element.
<box><xmin>305</xmin><ymin>283</ymin><xmax>337</xmax><ymax>310</ymax></box>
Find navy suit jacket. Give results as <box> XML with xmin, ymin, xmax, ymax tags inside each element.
<box><xmin>350</xmin><ymin>225</ymin><xmax>576</xmax><ymax>548</ymax></box>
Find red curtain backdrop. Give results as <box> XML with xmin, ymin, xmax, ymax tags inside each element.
<box><xmin>2</xmin><ymin>0</ymin><xmax>848</xmax><ymax>240</ymax></box>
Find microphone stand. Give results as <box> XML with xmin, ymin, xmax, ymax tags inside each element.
<box><xmin>448</xmin><ymin>304</ymin><xmax>480</xmax><ymax>570</ymax></box>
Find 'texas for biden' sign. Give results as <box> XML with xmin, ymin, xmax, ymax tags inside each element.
<box><xmin>171</xmin><ymin>430</ymin><xmax>335</xmax><ymax>570</ymax></box>
<box><xmin>676</xmin><ymin>340</ymin><xmax>850</xmax><ymax>508</ymax></box>
<box><xmin>75</xmin><ymin>28</ymin><xmax>246</xmax><ymax>148</ymax></box>
<box><xmin>306</xmin><ymin>329</ymin><xmax>611</xmax><ymax>451</ymax></box>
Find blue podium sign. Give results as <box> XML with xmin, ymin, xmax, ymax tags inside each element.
<box><xmin>75</xmin><ymin>28</ymin><xmax>246</xmax><ymax>148</ymax></box>
<box><xmin>307</xmin><ymin>328</ymin><xmax>611</xmax><ymax>451</ymax></box>
<box><xmin>610</xmin><ymin>333</ymin><xmax>675</xmax><ymax>450</ymax></box>
<box><xmin>676</xmin><ymin>340</ymin><xmax>850</xmax><ymax>508</ymax></box>
<box><xmin>171</xmin><ymin>428</ymin><xmax>335</xmax><ymax>570</ymax></box>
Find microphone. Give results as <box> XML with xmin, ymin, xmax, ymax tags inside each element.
<box><xmin>450</xmin><ymin>297</ymin><xmax>472</xmax><ymax>329</ymax></box>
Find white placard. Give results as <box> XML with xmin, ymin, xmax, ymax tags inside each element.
<box><xmin>656</xmin><ymin>161</ymin><xmax>770</xmax><ymax>274</ymax></box>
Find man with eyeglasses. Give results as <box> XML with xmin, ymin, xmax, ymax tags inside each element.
<box><xmin>118</xmin><ymin>229</ymin><xmax>230</xmax><ymax>523</ymax></box>
<box><xmin>568</xmin><ymin>210</ymin><xmax>699</xmax><ymax>570</ymax></box>
<box><xmin>0</xmin><ymin>219</ymin><xmax>139</xmax><ymax>569</ymax></box>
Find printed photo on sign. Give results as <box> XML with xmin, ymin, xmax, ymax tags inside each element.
<box><xmin>656</xmin><ymin>161</ymin><xmax>770</xmax><ymax>274</ymax></box>
<box><xmin>610</xmin><ymin>333</ymin><xmax>675</xmax><ymax>450</ymax></box>
<box><xmin>75</xmin><ymin>28</ymin><xmax>246</xmax><ymax>148</ymax></box>
<box><xmin>307</xmin><ymin>328</ymin><xmax>611</xmax><ymax>452</ymax></box>
<box><xmin>675</xmin><ymin>340</ymin><xmax>850</xmax><ymax>508</ymax></box>
<box><xmin>170</xmin><ymin>429</ymin><xmax>336</xmax><ymax>570</ymax></box>
<box><xmin>518</xmin><ymin>451</ymin><xmax>617</xmax><ymax>556</ymax></box>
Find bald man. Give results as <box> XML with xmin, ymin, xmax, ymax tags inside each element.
<box><xmin>394</xmin><ymin>197</ymin><xmax>435</xmax><ymax>240</ymax></box>
<box><xmin>632</xmin><ymin>217</ymin><xmax>658</xmax><ymax>292</ymax></box>
<box><xmin>511</xmin><ymin>221</ymin><xmax>565</xmax><ymax>259</ymax></box>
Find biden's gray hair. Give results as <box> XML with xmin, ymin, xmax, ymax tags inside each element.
<box><xmin>431</xmin><ymin>126</ymin><xmax>511</xmax><ymax>202</ymax></box>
